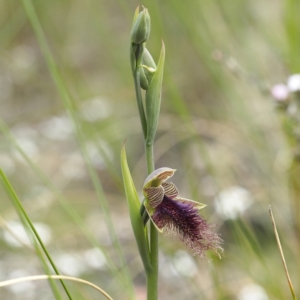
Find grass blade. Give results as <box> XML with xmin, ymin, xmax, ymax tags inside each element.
<box><xmin>269</xmin><ymin>206</ymin><xmax>297</xmax><ymax>300</ymax></box>
<box><xmin>0</xmin><ymin>169</ymin><xmax>72</xmax><ymax>299</ymax></box>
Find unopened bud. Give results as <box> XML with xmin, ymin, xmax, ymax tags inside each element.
<box><xmin>131</xmin><ymin>7</ymin><xmax>151</xmax><ymax>45</ymax></box>
<box><xmin>140</xmin><ymin>48</ymin><xmax>156</xmax><ymax>90</ymax></box>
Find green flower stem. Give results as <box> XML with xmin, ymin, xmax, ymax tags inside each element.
<box><xmin>145</xmin><ymin>142</ymin><xmax>154</xmax><ymax>174</ymax></box>
<box><xmin>147</xmin><ymin>222</ymin><xmax>158</xmax><ymax>300</ymax></box>
<box><xmin>145</xmin><ymin>142</ymin><xmax>158</xmax><ymax>300</ymax></box>
<box><xmin>134</xmin><ymin>69</ymin><xmax>147</xmax><ymax>139</ymax></box>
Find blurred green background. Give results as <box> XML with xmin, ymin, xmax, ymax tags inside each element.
<box><xmin>0</xmin><ymin>0</ymin><xmax>299</xmax><ymax>299</ymax></box>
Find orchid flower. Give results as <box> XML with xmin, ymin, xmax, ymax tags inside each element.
<box><xmin>142</xmin><ymin>167</ymin><xmax>223</xmax><ymax>258</ymax></box>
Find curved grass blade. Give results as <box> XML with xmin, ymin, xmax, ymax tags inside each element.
<box><xmin>0</xmin><ymin>275</ymin><xmax>113</xmax><ymax>300</ymax></box>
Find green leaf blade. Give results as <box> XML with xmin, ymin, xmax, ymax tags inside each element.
<box><xmin>121</xmin><ymin>146</ymin><xmax>152</xmax><ymax>273</ymax></box>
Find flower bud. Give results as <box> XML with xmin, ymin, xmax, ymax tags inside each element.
<box><xmin>131</xmin><ymin>7</ymin><xmax>151</xmax><ymax>45</ymax></box>
<box><xmin>140</xmin><ymin>48</ymin><xmax>157</xmax><ymax>90</ymax></box>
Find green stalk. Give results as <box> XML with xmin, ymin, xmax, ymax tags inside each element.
<box><xmin>134</xmin><ymin>68</ymin><xmax>158</xmax><ymax>299</ymax></box>
<box><xmin>145</xmin><ymin>142</ymin><xmax>154</xmax><ymax>174</ymax></box>
<box><xmin>134</xmin><ymin>68</ymin><xmax>148</xmax><ymax>139</ymax></box>
<box><xmin>146</xmin><ymin>143</ymin><xmax>158</xmax><ymax>300</ymax></box>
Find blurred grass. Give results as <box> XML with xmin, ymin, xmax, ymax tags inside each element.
<box><xmin>0</xmin><ymin>0</ymin><xmax>299</xmax><ymax>299</ymax></box>
<box><xmin>23</xmin><ymin>0</ymin><xmax>134</xmax><ymax>292</ymax></box>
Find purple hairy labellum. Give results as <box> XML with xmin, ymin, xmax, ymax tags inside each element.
<box><xmin>143</xmin><ymin>168</ymin><xmax>223</xmax><ymax>258</ymax></box>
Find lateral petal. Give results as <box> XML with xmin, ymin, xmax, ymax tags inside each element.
<box><xmin>162</xmin><ymin>182</ymin><xmax>178</xmax><ymax>199</ymax></box>
<box><xmin>143</xmin><ymin>186</ymin><xmax>164</xmax><ymax>208</ymax></box>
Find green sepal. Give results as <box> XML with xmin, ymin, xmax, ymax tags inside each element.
<box><xmin>174</xmin><ymin>197</ymin><xmax>207</xmax><ymax>210</ymax></box>
<box><xmin>121</xmin><ymin>146</ymin><xmax>152</xmax><ymax>273</ymax></box>
<box><xmin>145</xmin><ymin>42</ymin><xmax>165</xmax><ymax>145</ymax></box>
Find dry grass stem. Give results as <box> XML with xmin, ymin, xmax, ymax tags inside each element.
<box><xmin>0</xmin><ymin>275</ymin><xmax>113</xmax><ymax>300</ymax></box>
<box><xmin>268</xmin><ymin>205</ymin><xmax>297</xmax><ymax>300</ymax></box>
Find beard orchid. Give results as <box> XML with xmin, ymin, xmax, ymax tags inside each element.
<box><xmin>143</xmin><ymin>167</ymin><xmax>223</xmax><ymax>258</ymax></box>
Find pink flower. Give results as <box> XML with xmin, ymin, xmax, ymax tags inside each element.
<box><xmin>271</xmin><ymin>84</ymin><xmax>289</xmax><ymax>101</ymax></box>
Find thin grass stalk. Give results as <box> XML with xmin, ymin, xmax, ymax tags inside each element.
<box><xmin>33</xmin><ymin>239</ymin><xmax>64</xmax><ymax>300</ymax></box>
<box><xmin>269</xmin><ymin>206</ymin><xmax>297</xmax><ymax>300</ymax></box>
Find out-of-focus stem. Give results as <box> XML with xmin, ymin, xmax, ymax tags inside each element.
<box><xmin>289</xmin><ymin>158</ymin><xmax>300</xmax><ymax>235</ymax></box>
<box><xmin>279</xmin><ymin>111</ymin><xmax>300</xmax><ymax>237</ymax></box>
